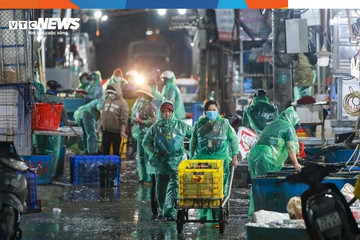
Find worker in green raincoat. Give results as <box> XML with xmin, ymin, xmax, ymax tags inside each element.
<box><xmin>74</xmin><ymin>99</ymin><xmax>104</xmax><ymax>154</ymax></box>
<box><xmin>160</xmin><ymin>70</ymin><xmax>186</xmax><ymax>119</ymax></box>
<box><xmin>142</xmin><ymin>101</ymin><xmax>192</xmax><ymax>221</ymax></box>
<box><xmin>247</xmin><ymin>106</ymin><xmax>302</xmax><ymax>218</ymax></box>
<box><xmin>85</xmin><ymin>71</ymin><xmax>104</xmax><ymax>103</ymax></box>
<box><xmin>75</xmin><ymin>72</ymin><xmax>90</xmax><ymax>98</ymax></box>
<box><xmin>131</xmin><ymin>85</ymin><xmax>157</xmax><ymax>183</ymax></box>
<box><xmin>102</xmin><ymin>68</ymin><xmax>128</xmax><ymax>93</ymax></box>
<box><xmin>189</xmin><ymin>100</ymin><xmax>238</xmax><ymax>224</ymax></box>
<box><xmin>242</xmin><ymin>89</ymin><xmax>279</xmax><ymax>135</ymax></box>
<box><xmin>147</xmin><ymin>78</ymin><xmax>165</xmax><ymax>112</ymax></box>
<box><xmin>34</xmin><ymin>80</ymin><xmax>67</xmax><ymax>180</ymax></box>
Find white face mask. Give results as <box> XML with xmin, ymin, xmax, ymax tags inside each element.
<box><xmin>115</xmin><ymin>77</ymin><xmax>122</xmax><ymax>82</ymax></box>
<box><xmin>108</xmin><ymin>94</ymin><xmax>116</xmax><ymax>100</ymax></box>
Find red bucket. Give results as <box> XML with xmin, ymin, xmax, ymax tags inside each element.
<box><xmin>31</xmin><ymin>103</ymin><xmax>63</xmax><ymax>131</ymax></box>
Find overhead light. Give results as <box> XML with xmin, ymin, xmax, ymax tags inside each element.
<box><xmin>316</xmin><ymin>44</ymin><xmax>331</xmax><ymax>67</ymax></box>
<box><xmin>94</xmin><ymin>10</ymin><xmax>102</xmax><ymax>19</ymax></box>
<box><xmin>178</xmin><ymin>9</ymin><xmax>187</xmax><ymax>15</ymax></box>
<box><xmin>146</xmin><ymin>30</ymin><xmax>153</xmax><ymax>36</ymax></box>
<box><xmin>157</xmin><ymin>9</ymin><xmax>166</xmax><ymax>16</ymax></box>
<box><xmin>190</xmin><ymin>42</ymin><xmax>194</xmax><ymax>47</ymax></box>
<box><xmin>101</xmin><ymin>15</ymin><xmax>108</xmax><ymax>21</ymax></box>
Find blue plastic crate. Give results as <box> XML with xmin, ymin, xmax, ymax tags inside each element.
<box><xmin>325</xmin><ymin>150</ymin><xmax>359</xmax><ymax>163</ymax></box>
<box><xmin>63</xmin><ymin>98</ymin><xmax>86</xmax><ymax>121</ymax></box>
<box><xmin>26</xmin><ymin>201</ymin><xmax>41</xmax><ymax>212</ymax></box>
<box><xmin>19</xmin><ymin>170</ymin><xmax>38</xmax><ymax>207</ymax></box>
<box><xmin>22</xmin><ymin>155</ymin><xmax>52</xmax><ymax>184</ymax></box>
<box><xmin>70</xmin><ymin>155</ymin><xmax>121</xmax><ymax>185</ymax></box>
<box><xmin>192</xmin><ymin>103</ymin><xmax>204</xmax><ymax>125</ymax></box>
<box><xmin>252</xmin><ymin>176</ymin><xmax>357</xmax><ymax>213</ymax></box>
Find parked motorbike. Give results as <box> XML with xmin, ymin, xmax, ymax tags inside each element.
<box><xmin>0</xmin><ymin>143</ymin><xmax>28</xmax><ymax>240</ymax></box>
<box><xmin>282</xmin><ymin>162</ymin><xmax>360</xmax><ymax>240</ymax></box>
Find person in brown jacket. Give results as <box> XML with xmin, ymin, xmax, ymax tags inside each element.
<box><xmin>98</xmin><ymin>83</ymin><xmax>129</xmax><ymax>156</ymax></box>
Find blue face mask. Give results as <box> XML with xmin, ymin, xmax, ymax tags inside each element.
<box><xmin>206</xmin><ymin>111</ymin><xmax>218</xmax><ymax>120</ymax></box>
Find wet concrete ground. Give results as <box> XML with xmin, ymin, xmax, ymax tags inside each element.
<box><xmin>21</xmin><ymin>157</ymin><xmax>250</xmax><ymax>240</ymax></box>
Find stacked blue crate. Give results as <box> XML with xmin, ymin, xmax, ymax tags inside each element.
<box><xmin>70</xmin><ymin>155</ymin><xmax>121</xmax><ymax>186</ymax></box>
<box><xmin>20</xmin><ymin>170</ymin><xmax>41</xmax><ymax>212</ymax></box>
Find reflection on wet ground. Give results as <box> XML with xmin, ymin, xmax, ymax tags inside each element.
<box><xmin>22</xmin><ymin>158</ymin><xmax>250</xmax><ymax>240</ymax></box>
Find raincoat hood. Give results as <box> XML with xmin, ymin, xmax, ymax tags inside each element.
<box><xmin>165</xmin><ymin>77</ymin><xmax>175</xmax><ymax>85</ymax></box>
<box><xmin>279</xmin><ymin>106</ymin><xmax>299</xmax><ymax>127</ymax></box>
<box><xmin>89</xmin><ymin>71</ymin><xmax>102</xmax><ymax>84</ymax></box>
<box><xmin>252</xmin><ymin>95</ymin><xmax>270</xmax><ymax>104</ymax></box>
<box><xmin>157</xmin><ymin>101</ymin><xmax>176</xmax><ymax>123</ymax></box>
<box><xmin>107</xmin><ymin>83</ymin><xmax>123</xmax><ymax>98</ymax></box>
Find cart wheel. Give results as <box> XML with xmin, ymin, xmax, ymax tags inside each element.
<box><xmin>150</xmin><ymin>174</ymin><xmax>158</xmax><ymax>216</ymax></box>
<box><xmin>219</xmin><ymin>209</ymin><xmax>225</xmax><ymax>233</ymax></box>
<box><xmin>176</xmin><ymin>209</ymin><xmax>184</xmax><ymax>234</ymax></box>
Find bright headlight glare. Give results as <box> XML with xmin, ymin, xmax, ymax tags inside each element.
<box><xmin>135</xmin><ymin>74</ymin><xmax>144</xmax><ymax>85</ymax></box>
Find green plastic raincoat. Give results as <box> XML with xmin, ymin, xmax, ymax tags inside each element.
<box><xmin>242</xmin><ymin>95</ymin><xmax>278</xmax><ymax>135</ymax></box>
<box><xmin>247</xmin><ymin>106</ymin><xmax>300</xmax><ymax>217</ymax></box>
<box><xmin>74</xmin><ymin>99</ymin><xmax>104</xmax><ymax>154</ymax></box>
<box><xmin>189</xmin><ymin>114</ymin><xmax>239</xmax><ymax>221</ymax></box>
<box><xmin>131</xmin><ymin>98</ymin><xmax>157</xmax><ymax>182</ymax></box>
<box><xmin>75</xmin><ymin>80</ymin><xmax>90</xmax><ymax>98</ymax></box>
<box><xmin>34</xmin><ymin>91</ymin><xmax>67</xmax><ymax>177</ymax></box>
<box><xmin>85</xmin><ymin>71</ymin><xmax>104</xmax><ymax>103</ymax></box>
<box><xmin>102</xmin><ymin>75</ymin><xmax>127</xmax><ymax>93</ymax></box>
<box><xmin>142</xmin><ymin>102</ymin><xmax>192</xmax><ymax>217</ymax></box>
<box><xmin>33</xmin><ymin>70</ymin><xmax>45</xmax><ymax>99</ymax></box>
<box><xmin>151</xmin><ymin>85</ymin><xmax>165</xmax><ymax>111</ymax></box>
<box><xmin>162</xmin><ymin>78</ymin><xmax>186</xmax><ymax>119</ymax></box>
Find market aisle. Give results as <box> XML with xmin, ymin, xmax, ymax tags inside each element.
<box><xmin>21</xmin><ymin>156</ymin><xmax>250</xmax><ymax>239</ymax></box>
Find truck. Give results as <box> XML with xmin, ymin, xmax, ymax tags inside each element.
<box><xmin>127</xmin><ymin>40</ymin><xmax>170</xmax><ymax>78</ymax></box>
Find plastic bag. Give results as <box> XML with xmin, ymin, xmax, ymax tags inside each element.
<box><xmin>341</xmin><ymin>183</ymin><xmax>360</xmax><ymax>220</ymax></box>
<box><xmin>286</xmin><ymin>197</ymin><xmax>302</xmax><ymax>219</ymax></box>
<box><xmin>252</xmin><ymin>210</ymin><xmax>290</xmax><ymax>223</ymax></box>
<box><xmin>237</xmin><ymin>127</ymin><xmax>257</xmax><ymax>161</ymax></box>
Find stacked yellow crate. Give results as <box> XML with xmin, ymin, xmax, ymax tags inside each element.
<box><xmin>178</xmin><ymin>159</ymin><xmax>224</xmax><ymax>208</ymax></box>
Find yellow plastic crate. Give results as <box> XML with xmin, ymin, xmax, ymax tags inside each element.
<box><xmin>178</xmin><ymin>159</ymin><xmax>224</xmax><ymax>208</ymax></box>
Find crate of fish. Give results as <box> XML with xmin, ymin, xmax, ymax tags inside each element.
<box><xmin>70</xmin><ymin>155</ymin><xmax>121</xmax><ymax>186</ymax></box>
<box><xmin>178</xmin><ymin>159</ymin><xmax>224</xmax><ymax>208</ymax></box>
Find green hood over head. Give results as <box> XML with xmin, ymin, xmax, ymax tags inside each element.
<box><xmin>279</xmin><ymin>106</ymin><xmax>299</xmax><ymax>127</ymax></box>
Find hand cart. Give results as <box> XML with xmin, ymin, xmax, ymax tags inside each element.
<box><xmin>175</xmin><ymin>159</ymin><xmax>235</xmax><ymax>234</ymax></box>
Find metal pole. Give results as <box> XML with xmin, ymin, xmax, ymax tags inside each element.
<box><xmin>235</xmin><ymin>10</ymin><xmax>243</xmax><ymax>95</ymax></box>
<box><xmin>41</xmin><ymin>10</ymin><xmax>46</xmax><ymax>84</ymax></box>
<box><xmin>272</xmin><ymin>9</ymin><xmax>292</xmax><ymax>111</ymax></box>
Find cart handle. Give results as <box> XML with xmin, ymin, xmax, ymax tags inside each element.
<box><xmin>221</xmin><ymin>165</ymin><xmax>235</xmax><ymax>208</ymax></box>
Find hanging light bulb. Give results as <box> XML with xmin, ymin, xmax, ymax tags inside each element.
<box><xmin>316</xmin><ymin>44</ymin><xmax>331</xmax><ymax>67</ymax></box>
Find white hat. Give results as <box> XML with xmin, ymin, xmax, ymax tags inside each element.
<box><xmin>160</xmin><ymin>70</ymin><xmax>175</xmax><ymax>79</ymax></box>
<box><xmin>135</xmin><ymin>85</ymin><xmax>154</xmax><ymax>99</ymax></box>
